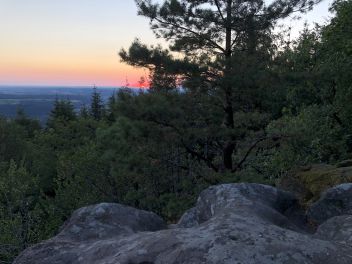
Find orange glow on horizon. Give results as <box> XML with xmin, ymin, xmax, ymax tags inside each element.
<box><xmin>129</xmin><ymin>80</ymin><xmax>150</xmax><ymax>89</ymax></box>
<box><xmin>0</xmin><ymin>60</ymin><xmax>149</xmax><ymax>87</ymax></box>
<box><xmin>0</xmin><ymin>0</ymin><xmax>333</xmax><ymax>87</ymax></box>
<box><xmin>0</xmin><ymin>1</ymin><xmax>157</xmax><ymax>87</ymax></box>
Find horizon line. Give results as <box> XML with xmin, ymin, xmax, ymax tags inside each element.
<box><xmin>0</xmin><ymin>84</ymin><xmax>145</xmax><ymax>89</ymax></box>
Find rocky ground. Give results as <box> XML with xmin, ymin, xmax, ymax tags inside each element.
<box><xmin>14</xmin><ymin>182</ymin><xmax>352</xmax><ymax>264</ymax></box>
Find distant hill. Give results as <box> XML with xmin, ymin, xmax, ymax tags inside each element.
<box><xmin>0</xmin><ymin>86</ymin><xmax>139</xmax><ymax>123</ymax></box>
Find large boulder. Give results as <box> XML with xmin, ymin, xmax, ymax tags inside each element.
<box><xmin>56</xmin><ymin>203</ymin><xmax>167</xmax><ymax>241</ymax></box>
<box><xmin>307</xmin><ymin>183</ymin><xmax>352</xmax><ymax>224</ymax></box>
<box><xmin>14</xmin><ymin>203</ymin><xmax>166</xmax><ymax>264</ymax></box>
<box><xmin>178</xmin><ymin>183</ymin><xmax>305</xmax><ymax>231</ymax></box>
<box><xmin>14</xmin><ymin>183</ymin><xmax>352</xmax><ymax>264</ymax></box>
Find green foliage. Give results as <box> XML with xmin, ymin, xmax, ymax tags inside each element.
<box><xmin>90</xmin><ymin>87</ymin><xmax>105</xmax><ymax>120</ymax></box>
<box><xmin>262</xmin><ymin>0</ymin><xmax>352</xmax><ymax>178</ymax></box>
<box><xmin>14</xmin><ymin>108</ymin><xmax>41</xmax><ymax>138</ymax></box>
<box><xmin>2</xmin><ymin>0</ymin><xmax>352</xmax><ymax>262</ymax></box>
<box><xmin>47</xmin><ymin>99</ymin><xmax>76</xmax><ymax>128</ymax></box>
<box><xmin>123</xmin><ymin>0</ymin><xmax>321</xmax><ymax>172</ymax></box>
<box><xmin>266</xmin><ymin>105</ymin><xmax>349</xmax><ymax>177</ymax></box>
<box><xmin>0</xmin><ymin>160</ymin><xmax>42</xmax><ymax>263</ymax></box>
<box><xmin>0</xmin><ymin>118</ymin><xmax>27</xmax><ymax>163</ymax></box>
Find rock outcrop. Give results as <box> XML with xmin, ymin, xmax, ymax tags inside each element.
<box><xmin>14</xmin><ymin>183</ymin><xmax>352</xmax><ymax>264</ymax></box>
<box><xmin>278</xmin><ymin>161</ymin><xmax>352</xmax><ymax>206</ymax></box>
<box><xmin>308</xmin><ymin>183</ymin><xmax>352</xmax><ymax>224</ymax></box>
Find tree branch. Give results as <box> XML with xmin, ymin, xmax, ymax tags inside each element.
<box><xmin>153</xmin><ymin>17</ymin><xmax>226</xmax><ymax>53</ymax></box>
<box><xmin>214</xmin><ymin>0</ymin><xmax>226</xmax><ymax>22</ymax></box>
<box><xmin>148</xmin><ymin>117</ymin><xmax>219</xmax><ymax>172</ymax></box>
<box><xmin>233</xmin><ymin>137</ymin><xmax>268</xmax><ymax>172</ymax></box>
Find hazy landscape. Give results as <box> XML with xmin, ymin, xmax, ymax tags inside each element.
<box><xmin>0</xmin><ymin>86</ymin><xmax>131</xmax><ymax>122</ymax></box>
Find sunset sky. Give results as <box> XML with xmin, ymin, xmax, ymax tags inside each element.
<box><xmin>0</xmin><ymin>0</ymin><xmax>333</xmax><ymax>87</ymax></box>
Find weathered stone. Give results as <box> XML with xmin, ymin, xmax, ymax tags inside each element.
<box><xmin>14</xmin><ymin>183</ymin><xmax>352</xmax><ymax>264</ymax></box>
<box><xmin>177</xmin><ymin>207</ymin><xmax>198</xmax><ymax>228</ymax></box>
<box><xmin>315</xmin><ymin>215</ymin><xmax>352</xmax><ymax>243</ymax></box>
<box><xmin>308</xmin><ymin>183</ymin><xmax>352</xmax><ymax>225</ymax></box>
<box><xmin>56</xmin><ymin>203</ymin><xmax>167</xmax><ymax>242</ymax></box>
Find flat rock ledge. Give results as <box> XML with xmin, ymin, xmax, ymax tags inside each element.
<box><xmin>14</xmin><ymin>183</ymin><xmax>352</xmax><ymax>264</ymax></box>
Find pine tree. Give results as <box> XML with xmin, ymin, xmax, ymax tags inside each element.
<box><xmin>79</xmin><ymin>104</ymin><xmax>90</xmax><ymax>119</ymax></box>
<box><xmin>90</xmin><ymin>86</ymin><xmax>104</xmax><ymax>120</ymax></box>
<box><xmin>121</xmin><ymin>0</ymin><xmax>321</xmax><ymax>171</ymax></box>
<box><xmin>47</xmin><ymin>98</ymin><xmax>76</xmax><ymax>128</ymax></box>
<box><xmin>106</xmin><ymin>92</ymin><xmax>117</xmax><ymax>122</ymax></box>
<box><xmin>14</xmin><ymin>107</ymin><xmax>41</xmax><ymax>137</ymax></box>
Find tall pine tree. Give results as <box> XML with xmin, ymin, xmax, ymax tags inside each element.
<box><xmin>90</xmin><ymin>86</ymin><xmax>104</xmax><ymax>120</ymax></box>
<box><xmin>121</xmin><ymin>0</ymin><xmax>321</xmax><ymax>171</ymax></box>
<box><xmin>47</xmin><ymin>98</ymin><xmax>76</xmax><ymax>128</ymax></box>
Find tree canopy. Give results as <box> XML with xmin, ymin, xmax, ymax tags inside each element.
<box><xmin>2</xmin><ymin>0</ymin><xmax>352</xmax><ymax>262</ymax></box>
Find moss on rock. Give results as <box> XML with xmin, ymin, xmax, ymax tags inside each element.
<box><xmin>278</xmin><ymin>161</ymin><xmax>352</xmax><ymax>207</ymax></box>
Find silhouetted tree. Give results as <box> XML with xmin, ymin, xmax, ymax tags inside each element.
<box><xmin>90</xmin><ymin>86</ymin><xmax>104</xmax><ymax>120</ymax></box>
<box><xmin>79</xmin><ymin>104</ymin><xmax>90</xmax><ymax>119</ymax></box>
<box><xmin>121</xmin><ymin>0</ymin><xmax>321</xmax><ymax>171</ymax></box>
<box><xmin>47</xmin><ymin>98</ymin><xmax>76</xmax><ymax>128</ymax></box>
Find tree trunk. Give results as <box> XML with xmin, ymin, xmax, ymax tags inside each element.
<box><xmin>222</xmin><ymin>0</ymin><xmax>235</xmax><ymax>171</ymax></box>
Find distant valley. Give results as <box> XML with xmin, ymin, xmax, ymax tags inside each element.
<box><xmin>0</xmin><ymin>86</ymin><xmax>134</xmax><ymax>123</ymax></box>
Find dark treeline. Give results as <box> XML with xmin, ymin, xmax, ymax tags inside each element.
<box><xmin>1</xmin><ymin>0</ymin><xmax>352</xmax><ymax>262</ymax></box>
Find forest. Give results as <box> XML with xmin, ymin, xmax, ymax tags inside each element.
<box><xmin>1</xmin><ymin>0</ymin><xmax>352</xmax><ymax>262</ymax></box>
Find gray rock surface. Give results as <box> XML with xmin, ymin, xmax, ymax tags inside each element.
<box><xmin>307</xmin><ymin>183</ymin><xmax>352</xmax><ymax>224</ymax></box>
<box><xmin>14</xmin><ymin>183</ymin><xmax>352</xmax><ymax>264</ymax></box>
<box><xmin>315</xmin><ymin>215</ymin><xmax>352</xmax><ymax>243</ymax></box>
<box><xmin>177</xmin><ymin>207</ymin><xmax>198</xmax><ymax>228</ymax></box>
<box><xmin>55</xmin><ymin>203</ymin><xmax>167</xmax><ymax>242</ymax></box>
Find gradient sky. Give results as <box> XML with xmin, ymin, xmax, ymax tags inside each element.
<box><xmin>0</xmin><ymin>0</ymin><xmax>334</xmax><ymax>87</ymax></box>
